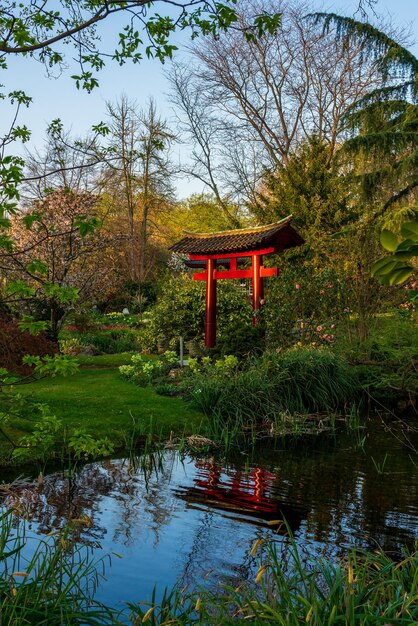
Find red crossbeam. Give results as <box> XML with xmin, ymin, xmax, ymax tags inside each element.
<box><xmin>193</xmin><ymin>266</ymin><xmax>279</xmax><ymax>281</ymax></box>
<box><xmin>261</xmin><ymin>267</ymin><xmax>280</xmax><ymax>277</ymax></box>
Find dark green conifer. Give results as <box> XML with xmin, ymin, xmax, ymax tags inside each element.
<box><xmin>311</xmin><ymin>14</ymin><xmax>418</xmax><ymax>220</ymax></box>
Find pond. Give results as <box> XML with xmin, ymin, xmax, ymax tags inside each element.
<box><xmin>1</xmin><ymin>416</ymin><xmax>417</xmax><ymax>613</ymax></box>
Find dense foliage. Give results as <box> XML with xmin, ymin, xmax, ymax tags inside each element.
<box><xmin>0</xmin><ymin>5</ymin><xmax>417</xmax><ymax>625</ymax></box>
<box><xmin>186</xmin><ymin>347</ymin><xmax>357</xmax><ymax>428</ymax></box>
<box><xmin>139</xmin><ymin>275</ymin><xmax>253</xmax><ymax>351</ymax></box>
<box><xmin>0</xmin><ymin>4</ymin><xmax>416</xmax><ymax>455</ymax></box>
<box><xmin>253</xmin><ymin>137</ymin><xmax>350</xmax><ymax>237</ymax></box>
<box><xmin>0</xmin><ymin>316</ymin><xmax>57</xmax><ymax>375</ymax></box>
<box><xmin>312</xmin><ymin>13</ymin><xmax>418</xmax><ymax>218</ymax></box>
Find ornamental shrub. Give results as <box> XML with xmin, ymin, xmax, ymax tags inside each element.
<box><xmin>61</xmin><ymin>327</ymin><xmax>140</xmax><ymax>353</ymax></box>
<box><xmin>142</xmin><ymin>275</ymin><xmax>253</xmax><ymax>351</ymax></box>
<box><xmin>119</xmin><ymin>351</ymin><xmax>178</xmax><ymax>386</ymax></box>
<box><xmin>210</xmin><ymin>321</ymin><xmax>264</xmax><ymax>358</ymax></box>
<box><xmin>185</xmin><ymin>354</ymin><xmax>238</xmax><ymax>375</ymax></box>
<box><xmin>263</xmin><ymin>264</ymin><xmax>348</xmax><ymax>348</ymax></box>
<box><xmin>0</xmin><ymin>316</ymin><xmax>58</xmax><ymax>375</ymax></box>
<box><xmin>189</xmin><ymin>346</ymin><xmax>358</xmax><ymax>423</ymax></box>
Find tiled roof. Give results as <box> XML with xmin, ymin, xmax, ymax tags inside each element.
<box><xmin>170</xmin><ymin>216</ymin><xmax>304</xmax><ymax>256</ymax></box>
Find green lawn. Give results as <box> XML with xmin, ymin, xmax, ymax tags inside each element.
<box><xmin>73</xmin><ymin>352</ymin><xmax>160</xmax><ymax>367</ymax></box>
<box><xmin>17</xmin><ymin>360</ymin><xmax>206</xmax><ymax>446</ymax></box>
<box><xmin>74</xmin><ymin>352</ymin><xmax>136</xmax><ymax>367</ymax></box>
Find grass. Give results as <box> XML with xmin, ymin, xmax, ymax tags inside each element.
<box><xmin>1</xmin><ymin>507</ymin><xmax>416</xmax><ymax>625</ymax></box>
<box><xmin>7</xmin><ymin>356</ymin><xmax>206</xmax><ymax>460</ymax></box>
<box><xmin>189</xmin><ymin>348</ymin><xmax>357</xmax><ymax>431</ymax></box>
<box><xmin>371</xmin><ymin>452</ymin><xmax>389</xmax><ymax>475</ymax></box>
<box><xmin>127</xmin><ymin>537</ymin><xmax>418</xmax><ymax>625</ymax></box>
<box><xmin>74</xmin><ymin>352</ymin><xmax>136</xmax><ymax>367</ymax></box>
<box><xmin>0</xmin><ymin>510</ymin><xmax>116</xmax><ymax>625</ymax></box>
<box><xmin>18</xmin><ymin>368</ymin><xmax>204</xmax><ymax>437</ymax></box>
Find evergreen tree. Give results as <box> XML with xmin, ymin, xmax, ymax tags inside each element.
<box><xmin>312</xmin><ymin>14</ymin><xmax>418</xmax><ymax>223</ymax></box>
<box><xmin>252</xmin><ymin>136</ymin><xmax>349</xmax><ymax>240</ymax></box>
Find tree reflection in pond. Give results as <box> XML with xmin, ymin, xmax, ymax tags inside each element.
<box><xmin>0</xmin><ymin>418</ymin><xmax>417</xmax><ymax>607</ymax></box>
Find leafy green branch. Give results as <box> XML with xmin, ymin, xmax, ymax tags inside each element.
<box><xmin>0</xmin><ymin>1</ymin><xmax>280</xmax><ymax>89</ymax></box>
<box><xmin>372</xmin><ymin>218</ymin><xmax>418</xmax><ymax>284</ymax></box>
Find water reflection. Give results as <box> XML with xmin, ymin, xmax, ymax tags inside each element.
<box><xmin>174</xmin><ymin>459</ymin><xmax>308</xmax><ymax>532</ymax></box>
<box><xmin>1</xmin><ymin>418</ymin><xmax>417</xmax><ymax>607</ymax></box>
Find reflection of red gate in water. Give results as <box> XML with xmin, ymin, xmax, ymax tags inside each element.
<box><xmin>176</xmin><ymin>461</ymin><xmax>309</xmax><ymax>531</ymax></box>
<box><xmin>194</xmin><ymin>461</ymin><xmax>278</xmax><ymax>515</ymax></box>
<box><xmin>170</xmin><ymin>217</ymin><xmax>304</xmax><ymax>347</ymax></box>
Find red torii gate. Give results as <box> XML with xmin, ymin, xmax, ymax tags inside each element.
<box><xmin>170</xmin><ymin>216</ymin><xmax>304</xmax><ymax>347</ymax></box>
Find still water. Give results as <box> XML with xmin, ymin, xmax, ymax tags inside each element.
<box><xmin>1</xmin><ymin>417</ymin><xmax>417</xmax><ymax>610</ymax></box>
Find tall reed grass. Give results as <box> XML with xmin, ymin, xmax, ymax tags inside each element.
<box><xmin>190</xmin><ymin>348</ymin><xmax>358</xmax><ymax>431</ymax></box>
<box><xmin>128</xmin><ymin>535</ymin><xmax>418</xmax><ymax>625</ymax></box>
<box><xmin>1</xmin><ymin>505</ymin><xmax>416</xmax><ymax>624</ymax></box>
<box><xmin>0</xmin><ymin>509</ymin><xmax>116</xmax><ymax>625</ymax></box>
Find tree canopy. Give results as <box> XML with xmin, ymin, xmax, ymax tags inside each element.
<box><xmin>311</xmin><ymin>13</ymin><xmax>418</xmax><ymax>221</ymax></box>
<box><xmin>0</xmin><ymin>0</ymin><xmax>280</xmax><ymax>250</ymax></box>
<box><xmin>0</xmin><ymin>1</ymin><xmax>280</xmax><ymax>90</ymax></box>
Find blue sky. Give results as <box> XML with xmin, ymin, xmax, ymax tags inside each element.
<box><xmin>2</xmin><ymin>0</ymin><xmax>417</xmax><ymax>198</ymax></box>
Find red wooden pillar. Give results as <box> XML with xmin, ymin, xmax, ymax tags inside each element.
<box><xmin>205</xmin><ymin>258</ymin><xmax>216</xmax><ymax>347</ymax></box>
<box><xmin>252</xmin><ymin>254</ymin><xmax>264</xmax><ymax>326</ymax></box>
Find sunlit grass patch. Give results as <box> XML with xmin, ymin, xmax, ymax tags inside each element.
<box><xmin>16</xmin><ymin>366</ymin><xmax>205</xmax><ymax>448</ymax></box>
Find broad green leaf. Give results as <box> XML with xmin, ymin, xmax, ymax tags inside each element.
<box><xmin>393</xmin><ymin>248</ymin><xmax>418</xmax><ymax>261</ymax></box>
<box><xmin>377</xmin><ymin>274</ymin><xmax>391</xmax><ymax>285</ymax></box>
<box><xmin>22</xmin><ymin>211</ymin><xmax>42</xmax><ymax>229</ymax></box>
<box><xmin>74</xmin><ymin>216</ymin><xmax>101</xmax><ymax>236</ymax></box>
<box><xmin>6</xmin><ymin>280</ymin><xmax>35</xmax><ymax>297</ymax></box>
<box><xmin>371</xmin><ymin>257</ymin><xmax>402</xmax><ymax>276</ymax></box>
<box><xmin>0</xmin><ymin>234</ymin><xmax>15</xmax><ymax>252</ymax></box>
<box><xmin>377</xmin><ymin>260</ymin><xmax>404</xmax><ymax>275</ymax></box>
<box><xmin>26</xmin><ymin>259</ymin><xmax>49</xmax><ymax>275</ymax></box>
<box><xmin>18</xmin><ymin>319</ymin><xmax>48</xmax><ymax>335</ymax></box>
<box><xmin>389</xmin><ymin>266</ymin><xmax>413</xmax><ymax>285</ymax></box>
<box><xmin>43</xmin><ymin>283</ymin><xmax>79</xmax><ymax>303</ymax></box>
<box><xmin>396</xmin><ymin>238</ymin><xmax>416</xmax><ymax>252</ymax></box>
<box><xmin>400</xmin><ymin>221</ymin><xmax>418</xmax><ymax>240</ymax></box>
<box><xmin>371</xmin><ymin>256</ymin><xmax>397</xmax><ymax>276</ymax></box>
<box><xmin>380</xmin><ymin>229</ymin><xmax>398</xmax><ymax>252</ymax></box>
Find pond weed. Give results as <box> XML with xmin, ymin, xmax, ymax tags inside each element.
<box><xmin>371</xmin><ymin>452</ymin><xmax>389</xmax><ymax>475</ymax></box>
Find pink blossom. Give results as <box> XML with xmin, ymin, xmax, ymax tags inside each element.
<box><xmin>295</xmin><ymin>283</ymin><xmax>301</xmax><ymax>290</ymax></box>
<box><xmin>321</xmin><ymin>333</ymin><xmax>334</xmax><ymax>343</ymax></box>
